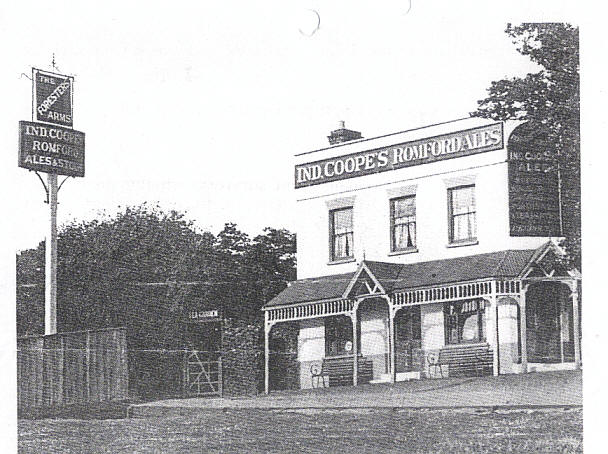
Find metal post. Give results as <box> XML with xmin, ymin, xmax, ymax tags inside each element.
<box><xmin>264</xmin><ymin>315</ymin><xmax>271</xmax><ymax>394</ymax></box>
<box><xmin>85</xmin><ymin>330</ymin><xmax>91</xmax><ymax>400</ymax></box>
<box><xmin>491</xmin><ymin>281</ymin><xmax>499</xmax><ymax>376</ymax></box>
<box><xmin>389</xmin><ymin>307</ymin><xmax>396</xmax><ymax>383</ymax></box>
<box><xmin>571</xmin><ymin>280</ymin><xmax>581</xmax><ymax>369</ymax></box>
<box><xmin>519</xmin><ymin>283</ymin><xmax>528</xmax><ymax>373</ymax></box>
<box><xmin>557</xmin><ymin>162</ymin><xmax>564</xmax><ymax>236</ymax></box>
<box><xmin>45</xmin><ymin>172</ymin><xmax>58</xmax><ymax>335</ymax></box>
<box><xmin>559</xmin><ymin>298</ymin><xmax>565</xmax><ymax>364</ymax></box>
<box><xmin>351</xmin><ymin>310</ymin><xmax>358</xmax><ymax>387</ymax></box>
<box><xmin>218</xmin><ymin>357</ymin><xmax>223</xmax><ymax>397</ymax></box>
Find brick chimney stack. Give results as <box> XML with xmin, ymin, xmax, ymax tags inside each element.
<box><xmin>327</xmin><ymin>121</ymin><xmax>362</xmax><ymax>145</ymax></box>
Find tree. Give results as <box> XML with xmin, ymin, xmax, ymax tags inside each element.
<box><xmin>54</xmin><ymin>203</ymin><xmax>215</xmax><ymax>335</ymax></box>
<box><xmin>243</xmin><ymin>227</ymin><xmax>297</xmax><ymax>313</ymax></box>
<box><xmin>216</xmin><ymin>222</ymin><xmax>250</xmax><ymax>256</ymax></box>
<box><xmin>16</xmin><ymin>205</ymin><xmax>297</xmax><ymax>334</ymax></box>
<box><xmin>213</xmin><ymin>224</ymin><xmax>296</xmax><ymax>321</ymax></box>
<box><xmin>472</xmin><ymin>23</ymin><xmax>580</xmax><ymax>268</ymax></box>
<box><xmin>16</xmin><ymin>204</ymin><xmax>297</xmax><ymax>397</ymax></box>
<box><xmin>16</xmin><ymin>245</ymin><xmax>45</xmax><ymax>335</ymax></box>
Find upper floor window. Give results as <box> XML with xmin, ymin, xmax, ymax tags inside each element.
<box><xmin>330</xmin><ymin>207</ymin><xmax>353</xmax><ymax>261</ymax></box>
<box><xmin>448</xmin><ymin>185</ymin><xmax>476</xmax><ymax>243</ymax></box>
<box><xmin>391</xmin><ymin>196</ymin><xmax>416</xmax><ymax>251</ymax></box>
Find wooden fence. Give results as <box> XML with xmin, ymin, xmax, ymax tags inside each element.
<box><xmin>17</xmin><ymin>327</ymin><xmax>128</xmax><ymax>410</ymax></box>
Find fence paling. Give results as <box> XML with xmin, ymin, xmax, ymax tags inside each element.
<box><xmin>17</xmin><ymin>327</ymin><xmax>128</xmax><ymax>410</ymax></box>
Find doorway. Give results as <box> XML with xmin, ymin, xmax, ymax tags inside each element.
<box><xmin>394</xmin><ymin>306</ymin><xmax>422</xmax><ymax>373</ymax></box>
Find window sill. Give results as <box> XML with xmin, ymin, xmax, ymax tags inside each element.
<box><xmin>327</xmin><ymin>257</ymin><xmax>356</xmax><ymax>266</ymax></box>
<box><xmin>388</xmin><ymin>248</ymin><xmax>419</xmax><ymax>257</ymax></box>
<box><xmin>443</xmin><ymin>341</ymin><xmax>488</xmax><ymax>349</ymax></box>
<box><xmin>324</xmin><ymin>353</ymin><xmax>363</xmax><ymax>359</ymax></box>
<box><xmin>446</xmin><ymin>239</ymin><xmax>478</xmax><ymax>248</ymax></box>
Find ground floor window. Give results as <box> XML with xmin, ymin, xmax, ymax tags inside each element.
<box><xmin>444</xmin><ymin>299</ymin><xmax>486</xmax><ymax>345</ymax></box>
<box><xmin>325</xmin><ymin>315</ymin><xmax>355</xmax><ymax>357</ymax></box>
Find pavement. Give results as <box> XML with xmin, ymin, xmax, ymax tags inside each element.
<box><xmin>128</xmin><ymin>369</ymin><xmax>582</xmax><ymax>417</ymax></box>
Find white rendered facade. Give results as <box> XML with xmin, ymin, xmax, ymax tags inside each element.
<box><xmin>295</xmin><ymin>118</ymin><xmax>546</xmax><ymax>279</ymax></box>
<box><xmin>263</xmin><ymin>118</ymin><xmax>581</xmax><ymax>393</ymax></box>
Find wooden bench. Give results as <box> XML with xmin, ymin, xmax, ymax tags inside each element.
<box><xmin>311</xmin><ymin>356</ymin><xmax>373</xmax><ymax>388</ymax></box>
<box><xmin>428</xmin><ymin>343</ymin><xmax>493</xmax><ymax>378</ymax></box>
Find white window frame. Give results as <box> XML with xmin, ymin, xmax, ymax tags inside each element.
<box><xmin>329</xmin><ymin>206</ymin><xmax>354</xmax><ymax>262</ymax></box>
<box><xmin>390</xmin><ymin>195</ymin><xmax>417</xmax><ymax>252</ymax></box>
<box><xmin>448</xmin><ymin>184</ymin><xmax>477</xmax><ymax>244</ymax></box>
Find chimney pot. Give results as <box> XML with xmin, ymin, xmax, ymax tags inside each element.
<box><xmin>327</xmin><ymin>121</ymin><xmax>362</xmax><ymax>145</ymax></box>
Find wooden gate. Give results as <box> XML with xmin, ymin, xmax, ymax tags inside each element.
<box><xmin>184</xmin><ymin>351</ymin><xmax>222</xmax><ymax>397</ymax></box>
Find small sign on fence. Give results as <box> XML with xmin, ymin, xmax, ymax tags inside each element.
<box><xmin>188</xmin><ymin>309</ymin><xmax>220</xmax><ymax>322</ymax></box>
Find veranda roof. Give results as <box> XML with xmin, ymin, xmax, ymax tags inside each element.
<box><xmin>263</xmin><ymin>248</ymin><xmax>540</xmax><ymax>309</ymax></box>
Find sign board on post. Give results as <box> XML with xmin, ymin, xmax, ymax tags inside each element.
<box><xmin>508</xmin><ymin>122</ymin><xmax>562</xmax><ymax>236</ymax></box>
<box><xmin>33</xmin><ymin>68</ymin><xmax>73</xmax><ymax>127</ymax></box>
<box><xmin>18</xmin><ymin>121</ymin><xmax>85</xmax><ymax>177</ymax></box>
<box><xmin>20</xmin><ymin>66</ymin><xmax>83</xmax><ymax>336</ymax></box>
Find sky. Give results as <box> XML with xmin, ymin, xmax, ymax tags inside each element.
<box><xmin>0</xmin><ymin>0</ymin><xmax>581</xmax><ymax>252</ymax></box>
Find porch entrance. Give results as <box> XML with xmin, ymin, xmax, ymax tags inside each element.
<box><xmin>394</xmin><ymin>306</ymin><xmax>422</xmax><ymax>374</ymax></box>
<box><xmin>526</xmin><ymin>282</ymin><xmax>575</xmax><ymax>363</ymax></box>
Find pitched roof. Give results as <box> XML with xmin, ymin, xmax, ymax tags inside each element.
<box><xmin>263</xmin><ymin>272</ymin><xmax>353</xmax><ymax>308</ymax></box>
<box><xmin>263</xmin><ymin>247</ymin><xmax>542</xmax><ymax>309</ymax></box>
<box><xmin>367</xmin><ymin>249</ymin><xmax>537</xmax><ymax>293</ymax></box>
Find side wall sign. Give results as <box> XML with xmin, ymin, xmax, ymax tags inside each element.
<box><xmin>508</xmin><ymin>122</ymin><xmax>561</xmax><ymax>236</ymax></box>
<box><xmin>33</xmin><ymin>68</ymin><xmax>74</xmax><ymax>127</ymax></box>
<box><xmin>18</xmin><ymin>121</ymin><xmax>85</xmax><ymax>177</ymax></box>
<box><xmin>295</xmin><ymin>123</ymin><xmax>504</xmax><ymax>188</ymax></box>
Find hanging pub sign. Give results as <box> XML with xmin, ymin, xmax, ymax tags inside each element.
<box><xmin>18</xmin><ymin>121</ymin><xmax>85</xmax><ymax>177</ymax></box>
<box><xmin>507</xmin><ymin>122</ymin><xmax>562</xmax><ymax>237</ymax></box>
<box><xmin>295</xmin><ymin>123</ymin><xmax>504</xmax><ymax>188</ymax></box>
<box><xmin>33</xmin><ymin>68</ymin><xmax>74</xmax><ymax>127</ymax></box>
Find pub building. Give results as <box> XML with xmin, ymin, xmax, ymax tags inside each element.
<box><xmin>262</xmin><ymin>118</ymin><xmax>581</xmax><ymax>393</ymax></box>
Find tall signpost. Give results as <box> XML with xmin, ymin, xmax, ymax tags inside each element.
<box><xmin>19</xmin><ymin>67</ymin><xmax>86</xmax><ymax>335</ymax></box>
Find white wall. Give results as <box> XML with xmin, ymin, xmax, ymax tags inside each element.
<box><xmin>497</xmin><ymin>297</ymin><xmax>521</xmax><ymax>374</ymax></box>
<box><xmin>360</xmin><ymin>309</ymin><xmax>388</xmax><ymax>356</ymax></box>
<box><xmin>297</xmin><ymin>318</ymin><xmax>325</xmax><ymax>362</ymax></box>
<box><xmin>297</xmin><ymin>318</ymin><xmax>325</xmax><ymax>389</ymax></box>
<box><xmin>421</xmin><ymin>303</ymin><xmax>444</xmax><ymax>351</ymax></box>
<box><xmin>294</xmin><ymin>118</ymin><xmax>550</xmax><ymax>279</ymax></box>
<box><xmin>360</xmin><ymin>307</ymin><xmax>389</xmax><ymax>378</ymax></box>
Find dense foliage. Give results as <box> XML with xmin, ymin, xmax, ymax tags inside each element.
<box><xmin>16</xmin><ymin>203</ymin><xmax>296</xmax><ymax>339</ymax></box>
<box><xmin>473</xmin><ymin>23</ymin><xmax>580</xmax><ymax>268</ymax></box>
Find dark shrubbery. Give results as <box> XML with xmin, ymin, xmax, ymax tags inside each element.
<box><xmin>17</xmin><ymin>204</ymin><xmax>296</xmax><ymax>398</ymax></box>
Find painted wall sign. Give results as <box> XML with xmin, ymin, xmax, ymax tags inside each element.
<box><xmin>295</xmin><ymin>123</ymin><xmax>504</xmax><ymax>188</ymax></box>
<box><xmin>18</xmin><ymin>121</ymin><xmax>85</xmax><ymax>177</ymax></box>
<box><xmin>188</xmin><ymin>309</ymin><xmax>220</xmax><ymax>321</ymax></box>
<box><xmin>508</xmin><ymin>122</ymin><xmax>561</xmax><ymax>236</ymax></box>
<box><xmin>33</xmin><ymin>68</ymin><xmax>74</xmax><ymax>127</ymax></box>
